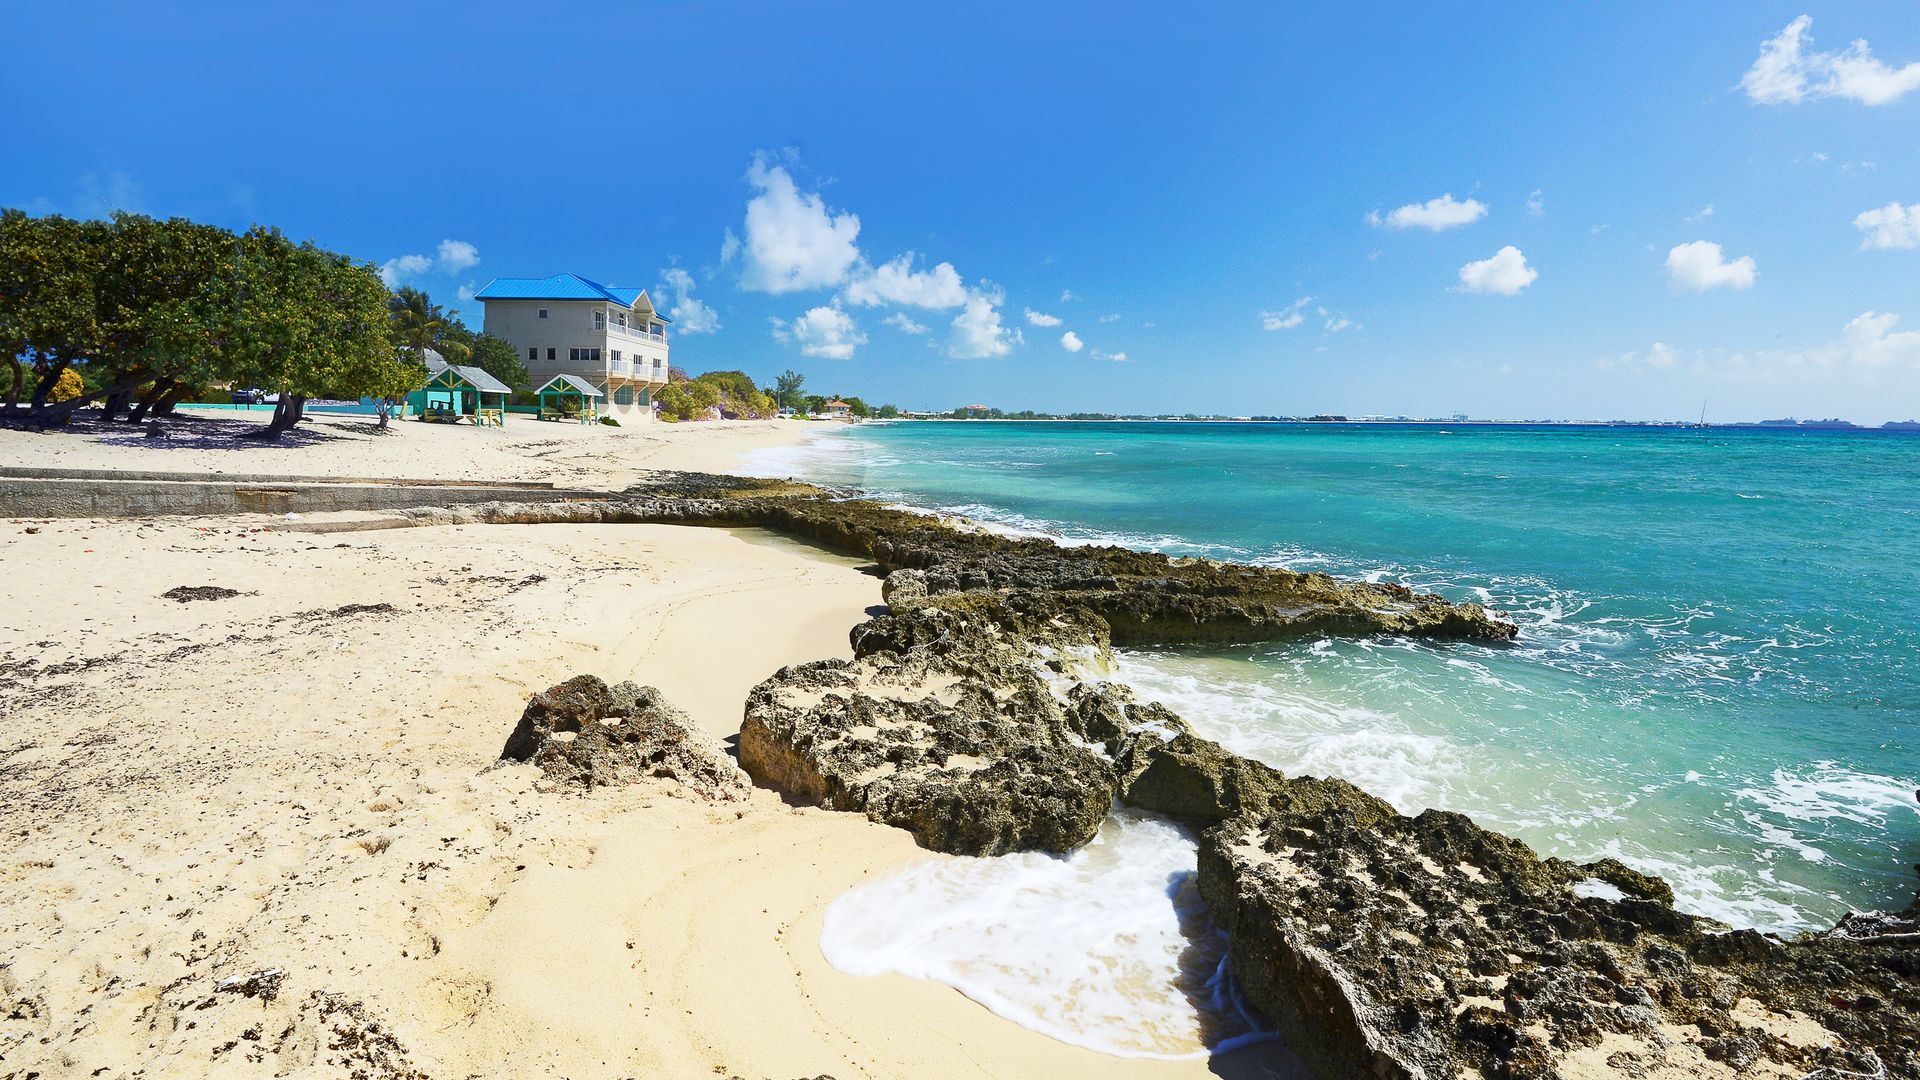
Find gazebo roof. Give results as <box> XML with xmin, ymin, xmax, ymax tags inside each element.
<box><xmin>423</xmin><ymin>357</ymin><xmax>511</xmax><ymax>394</ymax></box>
<box><xmin>538</xmin><ymin>373</ymin><xmax>605</xmax><ymax>398</ymax></box>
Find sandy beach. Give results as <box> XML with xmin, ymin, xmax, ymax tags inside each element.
<box><xmin>0</xmin><ymin>416</ymin><xmax>1297</xmax><ymax>1078</ymax></box>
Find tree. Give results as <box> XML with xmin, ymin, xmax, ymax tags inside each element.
<box><xmin>223</xmin><ymin>227</ymin><xmax>405</xmax><ymax>438</ymax></box>
<box><xmin>655</xmin><ymin>378</ymin><xmax>721</xmax><ymax>421</ymax></box>
<box><xmin>801</xmin><ymin>394</ymin><xmax>827</xmax><ymax>416</ymax></box>
<box><xmin>0</xmin><ymin>211</ymin><xmax>104</xmax><ymax>426</ymax></box>
<box><xmin>876</xmin><ymin>403</ymin><xmax>899</xmax><ymax>419</ymax></box>
<box><xmin>468</xmin><ymin>332</ymin><xmax>529</xmax><ymax>390</ymax></box>
<box><xmin>771</xmin><ymin>369</ymin><xmax>806</xmax><ymax>409</ymax></box>
<box><xmin>388</xmin><ymin>287</ymin><xmax>464</xmax><ymax>366</ymax></box>
<box><xmin>693</xmin><ymin>369</ymin><xmax>775</xmax><ymax>417</ymax></box>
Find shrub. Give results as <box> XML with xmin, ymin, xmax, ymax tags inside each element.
<box><xmin>47</xmin><ymin>368</ymin><xmax>84</xmax><ymax>403</ymax></box>
<box><xmin>600</xmin><ymin>415</ymin><xmax>620</xmax><ymax>426</ymax></box>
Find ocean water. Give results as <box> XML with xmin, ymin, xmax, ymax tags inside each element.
<box><xmin>751</xmin><ymin>421</ymin><xmax>1920</xmax><ymax>1055</ymax></box>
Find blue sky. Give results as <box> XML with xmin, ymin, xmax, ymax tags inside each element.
<box><xmin>4</xmin><ymin>2</ymin><xmax>1918</xmax><ymax>421</ymax></box>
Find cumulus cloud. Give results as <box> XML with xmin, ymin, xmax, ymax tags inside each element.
<box><xmin>1526</xmin><ymin>189</ymin><xmax>1545</xmax><ymax>216</ymax></box>
<box><xmin>1741</xmin><ymin>15</ymin><xmax>1920</xmax><ymax>106</ymax></box>
<box><xmin>1060</xmin><ymin>289</ymin><xmax>1076</xmax><ymax>303</ymax></box>
<box><xmin>377</xmin><ymin>253</ymin><xmax>432</xmax><ymax>287</ymax></box>
<box><xmin>456</xmin><ymin>281</ymin><xmax>478</xmax><ymax>303</ymax></box>
<box><xmin>657</xmin><ymin>267</ymin><xmax>721</xmax><ymax>335</ymax></box>
<box><xmin>1324</xmin><ymin>316</ymin><xmax>1357</xmax><ymax>333</ymax></box>
<box><xmin>1456</xmin><ymin>246</ymin><xmax>1537</xmax><ymax>295</ymax></box>
<box><xmin>883</xmin><ymin>312</ymin><xmax>929</xmax><ymax>335</ymax></box>
<box><xmin>738</xmin><ymin>153</ymin><xmax>863</xmax><ymax>293</ymax></box>
<box><xmin>437</xmin><ymin>239</ymin><xmax>480</xmax><ymax>272</ymax></box>
<box><xmin>1090</xmin><ymin>349</ymin><xmax>1128</xmax><ymax>362</ymax></box>
<box><xmin>1099</xmin><ymin>313</ymin><xmax>1121</xmax><ymax>323</ymax></box>
<box><xmin>1060</xmin><ymin>330</ymin><xmax>1084</xmax><ymax>352</ymax></box>
<box><xmin>1370</xmin><ymin>193</ymin><xmax>1489</xmax><ymax>231</ymax></box>
<box><xmin>1261</xmin><ymin>297</ymin><xmax>1313</xmax><ymax>331</ymax></box>
<box><xmin>1666</xmin><ymin>241</ymin><xmax>1758</xmax><ymax>292</ymax></box>
<box><xmin>1024</xmin><ymin>308</ymin><xmax>1062</xmax><ymax>327</ymax></box>
<box><xmin>773</xmin><ymin>305</ymin><xmax>866</xmax><ymax>359</ymax></box>
<box><xmin>1685</xmin><ymin>204</ymin><xmax>1716</xmax><ymax>223</ymax></box>
<box><xmin>948</xmin><ymin>289</ymin><xmax>1021</xmax><ymax>359</ymax></box>
<box><xmin>843</xmin><ymin>254</ymin><xmax>967</xmax><ymax>308</ymax></box>
<box><xmin>1854</xmin><ymin>202</ymin><xmax>1920</xmax><ymax>250</ymax></box>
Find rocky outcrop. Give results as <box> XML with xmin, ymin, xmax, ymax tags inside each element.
<box><xmin>740</xmin><ymin>604</ymin><xmax>1121</xmax><ymax>855</ymax></box>
<box><xmin>1194</xmin><ymin>783</ymin><xmax>1919</xmax><ymax>1080</ymax></box>
<box><xmin>501</xmin><ymin>676</ymin><xmax>749</xmax><ymax>801</ymax></box>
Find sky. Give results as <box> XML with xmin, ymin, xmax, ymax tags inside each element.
<box><xmin>4</xmin><ymin>2</ymin><xmax>1918</xmax><ymax>422</ymax></box>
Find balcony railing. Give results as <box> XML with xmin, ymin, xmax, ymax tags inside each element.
<box><xmin>607</xmin><ymin>321</ymin><xmax>668</xmax><ymax>344</ymax></box>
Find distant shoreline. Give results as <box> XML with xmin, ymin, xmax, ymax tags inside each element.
<box><xmin>871</xmin><ymin>417</ymin><xmax>1920</xmax><ymax>433</ymax></box>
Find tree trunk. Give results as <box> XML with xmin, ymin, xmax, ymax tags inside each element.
<box><xmin>374</xmin><ymin>397</ymin><xmax>393</xmax><ymax>429</ymax></box>
<box><xmin>28</xmin><ymin>360</ymin><xmax>69</xmax><ymax>410</ymax></box>
<box><xmin>3</xmin><ymin>354</ymin><xmax>21</xmax><ymax>409</ymax></box>
<box><xmin>152</xmin><ymin>383</ymin><xmax>191</xmax><ymax>417</ymax></box>
<box><xmin>126</xmin><ymin>378</ymin><xmax>176</xmax><ymax>424</ymax></box>
<box><xmin>241</xmin><ymin>393</ymin><xmax>306</xmax><ymax>439</ymax></box>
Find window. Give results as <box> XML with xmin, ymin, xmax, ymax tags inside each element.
<box><xmin>527</xmin><ymin>347</ymin><xmax>537</xmax><ymax>362</ymax></box>
<box><xmin>569</xmin><ymin>347</ymin><xmax>605</xmax><ymax>365</ymax></box>
<box><xmin>611</xmin><ymin>350</ymin><xmax>621</xmax><ymax>364</ymax></box>
<box><xmin>538</xmin><ymin>308</ymin><xmax>548</xmax><ymax>319</ymax></box>
<box><xmin>589</xmin><ymin>347</ymin><xmax>602</xmax><ymax>364</ymax></box>
<box><xmin>568</xmin><ymin>348</ymin><xmax>579</xmax><ymax>363</ymax></box>
<box><xmin>546</xmin><ymin>348</ymin><xmax>556</xmax><ymax>361</ymax></box>
<box><xmin>593</xmin><ymin>311</ymin><xmax>606</xmax><ymax>330</ymax></box>
<box><xmin>638</xmin><ymin>389</ymin><xmax>651</xmax><ymax>407</ymax></box>
<box><xmin>614</xmin><ymin>385</ymin><xmax>634</xmax><ymax>405</ymax></box>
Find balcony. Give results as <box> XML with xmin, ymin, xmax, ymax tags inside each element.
<box><xmin>606</xmin><ymin>321</ymin><xmax>668</xmax><ymax>345</ymax></box>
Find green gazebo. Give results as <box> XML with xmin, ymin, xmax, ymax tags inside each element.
<box><xmin>409</xmin><ymin>361</ymin><xmax>511</xmax><ymax>427</ymax></box>
<box><xmin>536</xmin><ymin>374</ymin><xmax>604</xmax><ymax>424</ymax></box>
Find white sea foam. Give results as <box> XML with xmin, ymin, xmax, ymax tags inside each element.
<box><xmin>819</xmin><ymin>808</ymin><xmax>1269</xmax><ymax>1059</ymax></box>
<box><xmin>1112</xmin><ymin>653</ymin><xmax>1459</xmax><ymax>812</ymax></box>
<box><xmin>1735</xmin><ymin>762</ymin><xmax>1920</xmax><ymax>828</ymax></box>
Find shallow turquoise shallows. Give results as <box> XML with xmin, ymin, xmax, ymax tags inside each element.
<box><xmin>762</xmin><ymin>421</ymin><xmax>1920</xmax><ymax>932</ymax></box>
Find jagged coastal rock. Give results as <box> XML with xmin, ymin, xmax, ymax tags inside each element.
<box><xmin>437</xmin><ymin>476</ymin><xmax>1914</xmax><ymax>1078</ymax></box>
<box><xmin>501</xmin><ymin>675</ymin><xmax>750</xmax><ymax>800</ymax></box>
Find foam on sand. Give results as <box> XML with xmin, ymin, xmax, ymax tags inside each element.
<box><xmin>819</xmin><ymin>808</ymin><xmax>1269</xmax><ymax>1059</ymax></box>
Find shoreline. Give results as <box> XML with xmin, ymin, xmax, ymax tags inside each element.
<box><xmin>0</xmin><ymin>417</ymin><xmax>1300</xmax><ymax>1077</ymax></box>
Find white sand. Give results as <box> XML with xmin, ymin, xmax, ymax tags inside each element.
<box><xmin>0</xmin><ymin>420</ymin><xmax>1299</xmax><ymax>1077</ymax></box>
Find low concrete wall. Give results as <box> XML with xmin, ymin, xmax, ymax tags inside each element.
<box><xmin>0</xmin><ymin>476</ymin><xmax>609</xmax><ymax>519</ymax></box>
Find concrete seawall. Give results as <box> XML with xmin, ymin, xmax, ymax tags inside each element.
<box><xmin>0</xmin><ymin>469</ymin><xmax>611</xmax><ymax>519</ymax></box>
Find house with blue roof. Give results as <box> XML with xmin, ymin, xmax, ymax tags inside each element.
<box><xmin>472</xmin><ymin>273</ymin><xmax>670</xmax><ymax>422</ymax></box>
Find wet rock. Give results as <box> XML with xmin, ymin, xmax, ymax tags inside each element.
<box><xmin>501</xmin><ymin>676</ymin><xmax>749</xmax><ymax>801</ymax></box>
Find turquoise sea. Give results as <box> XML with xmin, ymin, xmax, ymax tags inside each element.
<box><xmin>762</xmin><ymin>421</ymin><xmax>1920</xmax><ymax>936</ymax></box>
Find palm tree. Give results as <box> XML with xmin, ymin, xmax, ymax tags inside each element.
<box><xmin>389</xmin><ymin>287</ymin><xmax>448</xmax><ymax>366</ymax></box>
<box><xmin>384</xmin><ymin>287</ymin><xmax>466</xmax><ymax>428</ymax></box>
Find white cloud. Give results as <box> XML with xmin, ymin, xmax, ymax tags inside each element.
<box><xmin>1061</xmin><ymin>330</ymin><xmax>1084</xmax><ymax>352</ymax></box>
<box><xmin>1024</xmin><ymin>308</ymin><xmax>1062</xmax><ymax>327</ymax></box>
<box><xmin>436</xmin><ymin>239</ymin><xmax>480</xmax><ymax>272</ymax></box>
<box><xmin>1060</xmin><ymin>289</ymin><xmax>1076</xmax><ymax>303</ymax></box>
<box><xmin>1854</xmin><ymin>202</ymin><xmax>1920</xmax><ymax>250</ymax></box>
<box><xmin>377</xmin><ymin>253</ymin><xmax>432</xmax><ymax>288</ymax></box>
<box><xmin>1090</xmin><ymin>349</ymin><xmax>1128</xmax><ymax>362</ymax></box>
<box><xmin>1666</xmin><ymin>241</ymin><xmax>1758</xmax><ymax>292</ymax></box>
<box><xmin>1324</xmin><ymin>316</ymin><xmax>1356</xmax><ymax>333</ymax></box>
<box><xmin>455</xmin><ymin>281</ymin><xmax>477</xmax><ymax>303</ymax></box>
<box><xmin>719</xmin><ymin>227</ymin><xmax>741</xmax><ymax>264</ymax></box>
<box><xmin>1456</xmin><ymin>246</ymin><xmax>1538</xmax><ymax>295</ymax></box>
<box><xmin>1606</xmin><ymin>312</ymin><xmax>1920</xmax><ymax>377</ymax></box>
<box><xmin>1685</xmin><ymin>204</ymin><xmax>1716</xmax><ymax>223</ymax></box>
<box><xmin>843</xmin><ymin>254</ymin><xmax>967</xmax><ymax>308</ymax></box>
<box><xmin>1099</xmin><ymin>313</ymin><xmax>1121</xmax><ymax>323</ymax></box>
<box><xmin>738</xmin><ymin>152</ymin><xmax>863</xmax><ymax>293</ymax></box>
<box><xmin>1741</xmin><ymin>15</ymin><xmax>1920</xmax><ymax>106</ymax></box>
<box><xmin>774</xmin><ymin>305</ymin><xmax>866</xmax><ymax>359</ymax></box>
<box><xmin>1371</xmin><ymin>193</ymin><xmax>1489</xmax><ymax>231</ymax></box>
<box><xmin>1261</xmin><ymin>296</ymin><xmax>1313</xmax><ymax>331</ymax></box>
<box><xmin>883</xmin><ymin>312</ymin><xmax>929</xmax><ymax>335</ymax></box>
<box><xmin>1526</xmin><ymin>189</ymin><xmax>1545</xmax><ymax>216</ymax></box>
<box><xmin>948</xmin><ymin>289</ymin><xmax>1020</xmax><ymax>359</ymax></box>
<box><xmin>657</xmin><ymin>267</ymin><xmax>721</xmax><ymax>335</ymax></box>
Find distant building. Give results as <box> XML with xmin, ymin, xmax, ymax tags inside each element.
<box><xmin>822</xmin><ymin>399</ymin><xmax>852</xmax><ymax>418</ymax></box>
<box><xmin>473</xmin><ymin>273</ymin><xmax>669</xmax><ymax>423</ymax></box>
<box><xmin>962</xmin><ymin>404</ymin><xmax>990</xmax><ymax>416</ymax></box>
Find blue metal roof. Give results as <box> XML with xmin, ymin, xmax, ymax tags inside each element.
<box><xmin>473</xmin><ymin>273</ymin><xmax>649</xmax><ymax>308</ymax></box>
